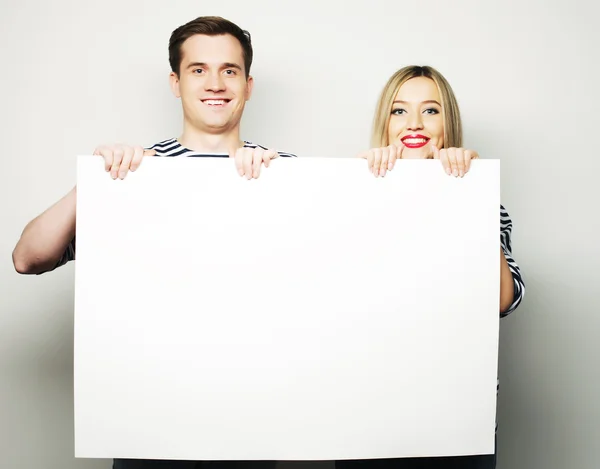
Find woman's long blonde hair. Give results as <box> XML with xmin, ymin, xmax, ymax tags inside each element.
<box><xmin>371</xmin><ymin>65</ymin><xmax>462</xmax><ymax>149</ymax></box>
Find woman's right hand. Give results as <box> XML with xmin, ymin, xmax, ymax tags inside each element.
<box><xmin>357</xmin><ymin>144</ymin><xmax>405</xmax><ymax>178</ymax></box>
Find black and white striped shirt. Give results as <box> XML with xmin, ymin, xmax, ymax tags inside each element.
<box><xmin>148</xmin><ymin>138</ymin><xmax>297</xmax><ymax>158</ymax></box>
<box><xmin>499</xmin><ymin>204</ymin><xmax>525</xmax><ymax>316</ymax></box>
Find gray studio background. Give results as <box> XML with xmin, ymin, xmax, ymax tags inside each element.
<box><xmin>1</xmin><ymin>0</ymin><xmax>598</xmax><ymax>468</ymax></box>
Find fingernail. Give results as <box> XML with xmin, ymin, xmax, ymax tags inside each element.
<box><xmin>453</xmin><ymin>169</ymin><xmax>458</xmax><ymax>177</ymax></box>
<box><xmin>446</xmin><ymin>168</ymin><xmax>451</xmax><ymax>175</ymax></box>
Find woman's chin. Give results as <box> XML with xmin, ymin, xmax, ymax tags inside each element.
<box><xmin>401</xmin><ymin>147</ymin><xmax>430</xmax><ymax>159</ymax></box>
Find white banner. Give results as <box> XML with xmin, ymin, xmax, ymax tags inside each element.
<box><xmin>74</xmin><ymin>156</ymin><xmax>500</xmax><ymax>461</ymax></box>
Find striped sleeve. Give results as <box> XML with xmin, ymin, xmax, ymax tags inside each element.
<box><xmin>500</xmin><ymin>205</ymin><xmax>525</xmax><ymax>317</ymax></box>
<box><xmin>51</xmin><ymin>237</ymin><xmax>76</xmax><ymax>271</ymax></box>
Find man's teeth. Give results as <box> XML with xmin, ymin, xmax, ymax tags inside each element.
<box><xmin>204</xmin><ymin>100</ymin><xmax>227</xmax><ymax>105</ymax></box>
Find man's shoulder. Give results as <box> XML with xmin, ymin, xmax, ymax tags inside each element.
<box><xmin>244</xmin><ymin>141</ymin><xmax>297</xmax><ymax>158</ymax></box>
<box><xmin>146</xmin><ymin>138</ymin><xmax>184</xmax><ymax>156</ymax></box>
<box><xmin>500</xmin><ymin>204</ymin><xmax>513</xmax><ymax>226</ymax></box>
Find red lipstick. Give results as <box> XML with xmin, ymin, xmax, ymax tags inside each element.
<box><xmin>401</xmin><ymin>134</ymin><xmax>430</xmax><ymax>149</ymax></box>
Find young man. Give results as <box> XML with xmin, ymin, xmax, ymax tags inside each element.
<box><xmin>12</xmin><ymin>15</ymin><xmax>294</xmax><ymax>275</ymax></box>
<box><xmin>12</xmin><ymin>15</ymin><xmax>294</xmax><ymax>469</ymax></box>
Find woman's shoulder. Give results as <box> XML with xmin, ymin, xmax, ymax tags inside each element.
<box><xmin>500</xmin><ymin>205</ymin><xmax>513</xmax><ymax>228</ymax></box>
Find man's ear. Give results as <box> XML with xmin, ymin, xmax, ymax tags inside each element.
<box><xmin>245</xmin><ymin>75</ymin><xmax>254</xmax><ymax>101</ymax></box>
<box><xmin>169</xmin><ymin>72</ymin><xmax>181</xmax><ymax>98</ymax></box>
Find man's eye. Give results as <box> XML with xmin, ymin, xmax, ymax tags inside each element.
<box><xmin>193</xmin><ymin>69</ymin><xmax>204</xmax><ymax>74</ymax></box>
<box><xmin>225</xmin><ymin>69</ymin><xmax>236</xmax><ymax>75</ymax></box>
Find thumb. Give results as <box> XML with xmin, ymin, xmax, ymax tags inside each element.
<box><xmin>265</xmin><ymin>149</ymin><xmax>278</xmax><ymax>167</ymax></box>
<box><xmin>228</xmin><ymin>145</ymin><xmax>241</xmax><ymax>159</ymax></box>
<box><xmin>143</xmin><ymin>149</ymin><xmax>157</xmax><ymax>157</ymax></box>
<box><xmin>92</xmin><ymin>145</ymin><xmax>106</xmax><ymax>156</ymax></box>
<box><xmin>430</xmin><ymin>143</ymin><xmax>440</xmax><ymax>159</ymax></box>
<box><xmin>396</xmin><ymin>142</ymin><xmax>406</xmax><ymax>160</ymax></box>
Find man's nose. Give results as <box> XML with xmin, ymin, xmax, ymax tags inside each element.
<box><xmin>205</xmin><ymin>72</ymin><xmax>225</xmax><ymax>92</ymax></box>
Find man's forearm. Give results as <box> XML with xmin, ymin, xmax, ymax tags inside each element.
<box><xmin>12</xmin><ymin>186</ymin><xmax>77</xmax><ymax>275</ymax></box>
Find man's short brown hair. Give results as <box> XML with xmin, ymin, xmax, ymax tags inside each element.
<box><xmin>169</xmin><ymin>16</ymin><xmax>253</xmax><ymax>78</ymax></box>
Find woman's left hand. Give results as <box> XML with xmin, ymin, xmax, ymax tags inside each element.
<box><xmin>432</xmin><ymin>147</ymin><xmax>479</xmax><ymax>177</ymax></box>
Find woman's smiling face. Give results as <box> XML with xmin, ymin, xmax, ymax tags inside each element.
<box><xmin>387</xmin><ymin>76</ymin><xmax>444</xmax><ymax>158</ymax></box>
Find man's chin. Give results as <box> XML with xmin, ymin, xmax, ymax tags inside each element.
<box><xmin>199</xmin><ymin>121</ymin><xmax>238</xmax><ymax>134</ymax></box>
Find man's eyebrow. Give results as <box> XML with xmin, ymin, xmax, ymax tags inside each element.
<box><xmin>186</xmin><ymin>62</ymin><xmax>242</xmax><ymax>70</ymax></box>
<box><xmin>222</xmin><ymin>62</ymin><xmax>242</xmax><ymax>70</ymax></box>
<box><xmin>392</xmin><ymin>99</ymin><xmax>441</xmax><ymax>106</ymax></box>
<box><xmin>186</xmin><ymin>62</ymin><xmax>207</xmax><ymax>69</ymax></box>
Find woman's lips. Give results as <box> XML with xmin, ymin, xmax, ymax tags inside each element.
<box><xmin>401</xmin><ymin>134</ymin><xmax>430</xmax><ymax>149</ymax></box>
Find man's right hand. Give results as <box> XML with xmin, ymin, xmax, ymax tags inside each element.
<box><xmin>231</xmin><ymin>146</ymin><xmax>279</xmax><ymax>180</ymax></box>
<box><xmin>93</xmin><ymin>144</ymin><xmax>156</xmax><ymax>180</ymax></box>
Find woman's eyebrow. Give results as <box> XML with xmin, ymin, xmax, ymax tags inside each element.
<box><xmin>393</xmin><ymin>99</ymin><xmax>441</xmax><ymax>105</ymax></box>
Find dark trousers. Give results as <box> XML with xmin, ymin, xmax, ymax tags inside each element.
<box><xmin>113</xmin><ymin>460</ymin><xmax>277</xmax><ymax>469</ymax></box>
<box><xmin>336</xmin><ymin>453</ymin><xmax>496</xmax><ymax>469</ymax></box>
<box><xmin>113</xmin><ymin>451</ymin><xmax>496</xmax><ymax>469</ymax></box>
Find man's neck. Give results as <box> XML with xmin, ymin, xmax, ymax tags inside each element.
<box><xmin>179</xmin><ymin>124</ymin><xmax>244</xmax><ymax>154</ymax></box>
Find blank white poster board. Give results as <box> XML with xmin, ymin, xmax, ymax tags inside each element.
<box><xmin>74</xmin><ymin>156</ymin><xmax>500</xmax><ymax>461</ymax></box>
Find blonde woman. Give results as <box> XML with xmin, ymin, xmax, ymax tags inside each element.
<box><xmin>361</xmin><ymin>65</ymin><xmax>475</xmax><ymax>180</ymax></box>
<box><xmin>346</xmin><ymin>66</ymin><xmax>526</xmax><ymax>469</ymax></box>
